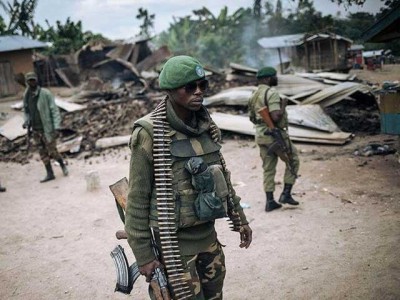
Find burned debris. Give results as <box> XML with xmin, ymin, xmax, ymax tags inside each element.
<box><xmin>0</xmin><ymin>36</ymin><xmax>393</xmax><ymax>163</ymax></box>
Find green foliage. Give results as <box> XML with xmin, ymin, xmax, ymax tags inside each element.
<box><xmin>376</xmin><ymin>0</ymin><xmax>400</xmax><ymax>18</ymax></box>
<box><xmin>36</xmin><ymin>18</ymin><xmax>109</xmax><ymax>54</ymax></box>
<box><xmin>334</xmin><ymin>12</ymin><xmax>376</xmax><ymax>43</ymax></box>
<box><xmin>136</xmin><ymin>7</ymin><xmax>155</xmax><ymax>38</ymax></box>
<box><xmin>156</xmin><ymin>6</ymin><xmax>252</xmax><ymax>68</ymax></box>
<box><xmin>0</xmin><ymin>0</ymin><xmax>107</xmax><ymax>55</ymax></box>
<box><xmin>0</xmin><ymin>0</ymin><xmax>38</xmax><ymax>36</ymax></box>
<box><xmin>0</xmin><ymin>15</ymin><xmax>6</xmax><ymax>33</ymax></box>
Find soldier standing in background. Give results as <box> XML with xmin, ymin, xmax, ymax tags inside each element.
<box><xmin>23</xmin><ymin>72</ymin><xmax>69</xmax><ymax>183</ymax></box>
<box><xmin>248</xmin><ymin>67</ymin><xmax>300</xmax><ymax>212</ymax></box>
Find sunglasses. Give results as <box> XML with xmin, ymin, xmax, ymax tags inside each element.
<box><xmin>183</xmin><ymin>80</ymin><xmax>209</xmax><ymax>94</ymax></box>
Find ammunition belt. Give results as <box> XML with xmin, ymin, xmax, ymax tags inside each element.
<box><xmin>151</xmin><ymin>99</ymin><xmax>193</xmax><ymax>300</ymax></box>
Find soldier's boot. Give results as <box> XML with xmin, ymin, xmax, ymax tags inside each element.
<box><xmin>265</xmin><ymin>192</ymin><xmax>282</xmax><ymax>212</ymax></box>
<box><xmin>57</xmin><ymin>159</ymin><xmax>69</xmax><ymax>176</ymax></box>
<box><xmin>279</xmin><ymin>184</ymin><xmax>299</xmax><ymax>205</ymax></box>
<box><xmin>40</xmin><ymin>162</ymin><xmax>55</xmax><ymax>183</ymax></box>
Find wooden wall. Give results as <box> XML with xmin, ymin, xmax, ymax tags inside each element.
<box><xmin>0</xmin><ymin>49</ymin><xmax>34</xmax><ymax>97</ymax></box>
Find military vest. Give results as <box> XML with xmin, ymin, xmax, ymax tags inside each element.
<box><xmin>134</xmin><ymin>114</ymin><xmax>227</xmax><ymax>229</ymax></box>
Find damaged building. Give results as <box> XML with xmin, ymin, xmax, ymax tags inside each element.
<box><xmin>257</xmin><ymin>32</ymin><xmax>353</xmax><ymax>74</ymax></box>
<box><xmin>0</xmin><ymin>35</ymin><xmax>48</xmax><ymax>97</ymax></box>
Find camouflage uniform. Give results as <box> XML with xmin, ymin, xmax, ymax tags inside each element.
<box><xmin>248</xmin><ymin>84</ymin><xmax>300</xmax><ymax>192</ymax></box>
<box><xmin>23</xmin><ymin>85</ymin><xmax>63</xmax><ymax>164</ymax></box>
<box><xmin>32</xmin><ymin>131</ymin><xmax>62</xmax><ymax>165</ymax></box>
<box><xmin>181</xmin><ymin>241</ymin><xmax>226</xmax><ymax>300</ymax></box>
<box><xmin>23</xmin><ymin>76</ymin><xmax>68</xmax><ymax>181</ymax></box>
<box><xmin>125</xmin><ymin>100</ymin><xmax>247</xmax><ymax>299</ymax></box>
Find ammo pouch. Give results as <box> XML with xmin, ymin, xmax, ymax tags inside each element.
<box><xmin>185</xmin><ymin>157</ymin><xmax>227</xmax><ymax>221</ymax></box>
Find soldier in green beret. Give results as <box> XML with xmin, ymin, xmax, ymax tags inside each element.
<box><xmin>23</xmin><ymin>72</ymin><xmax>69</xmax><ymax>182</ymax></box>
<box><xmin>248</xmin><ymin>67</ymin><xmax>300</xmax><ymax>212</ymax></box>
<box><xmin>125</xmin><ymin>55</ymin><xmax>252</xmax><ymax>299</ymax></box>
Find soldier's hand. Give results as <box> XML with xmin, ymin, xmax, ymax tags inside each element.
<box><xmin>239</xmin><ymin>224</ymin><xmax>252</xmax><ymax>249</ymax></box>
<box><xmin>139</xmin><ymin>259</ymin><xmax>162</xmax><ymax>282</ymax></box>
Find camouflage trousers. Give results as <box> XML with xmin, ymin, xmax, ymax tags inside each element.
<box><xmin>174</xmin><ymin>241</ymin><xmax>226</xmax><ymax>300</ymax></box>
<box><xmin>32</xmin><ymin>130</ymin><xmax>62</xmax><ymax>165</ymax></box>
<box><xmin>259</xmin><ymin>137</ymin><xmax>300</xmax><ymax>192</ymax></box>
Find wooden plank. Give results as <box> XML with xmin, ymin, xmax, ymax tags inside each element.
<box><xmin>0</xmin><ymin>61</ymin><xmax>17</xmax><ymax>97</ymax></box>
<box><xmin>109</xmin><ymin>177</ymin><xmax>129</xmax><ymax>211</ymax></box>
<box><xmin>106</xmin><ymin>44</ymin><xmax>135</xmax><ymax>61</ymax></box>
<box><xmin>57</xmin><ymin>136</ymin><xmax>83</xmax><ymax>153</ymax></box>
<box><xmin>95</xmin><ymin>135</ymin><xmax>130</xmax><ymax>149</ymax></box>
<box><xmin>55</xmin><ymin>68</ymin><xmax>80</xmax><ymax>88</ymax></box>
<box><xmin>136</xmin><ymin>45</ymin><xmax>171</xmax><ymax>72</ymax></box>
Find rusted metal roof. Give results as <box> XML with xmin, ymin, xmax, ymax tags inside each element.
<box><xmin>0</xmin><ymin>35</ymin><xmax>48</xmax><ymax>53</ymax></box>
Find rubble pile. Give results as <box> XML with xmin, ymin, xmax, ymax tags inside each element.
<box><xmin>325</xmin><ymin>95</ymin><xmax>381</xmax><ymax>134</ymax></box>
<box><xmin>0</xmin><ymin>36</ymin><xmax>390</xmax><ymax>163</ymax></box>
<box><xmin>0</xmin><ymin>98</ymin><xmax>150</xmax><ymax>163</ymax></box>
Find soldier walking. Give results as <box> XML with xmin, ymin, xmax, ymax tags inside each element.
<box><xmin>23</xmin><ymin>72</ymin><xmax>68</xmax><ymax>182</ymax></box>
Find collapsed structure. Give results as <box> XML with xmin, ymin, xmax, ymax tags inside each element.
<box><xmin>0</xmin><ymin>32</ymin><xmax>388</xmax><ymax>163</ymax></box>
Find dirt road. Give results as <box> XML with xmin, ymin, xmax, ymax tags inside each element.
<box><xmin>0</xmin><ymin>133</ymin><xmax>399</xmax><ymax>300</ymax></box>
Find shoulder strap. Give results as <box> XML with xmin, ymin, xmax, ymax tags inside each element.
<box><xmin>263</xmin><ymin>87</ymin><xmax>270</xmax><ymax>107</ymax></box>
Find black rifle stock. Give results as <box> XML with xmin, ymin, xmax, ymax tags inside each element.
<box><xmin>109</xmin><ymin>178</ymin><xmax>172</xmax><ymax>299</ymax></box>
<box><xmin>258</xmin><ymin>106</ymin><xmax>297</xmax><ymax>177</ymax></box>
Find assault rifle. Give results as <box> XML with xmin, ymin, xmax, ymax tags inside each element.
<box><xmin>257</xmin><ymin>106</ymin><xmax>297</xmax><ymax>178</ymax></box>
<box><xmin>109</xmin><ymin>178</ymin><xmax>172</xmax><ymax>299</ymax></box>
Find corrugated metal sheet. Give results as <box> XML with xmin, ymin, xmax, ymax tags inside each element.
<box><xmin>0</xmin><ymin>35</ymin><xmax>48</xmax><ymax>53</ymax></box>
<box><xmin>258</xmin><ymin>34</ymin><xmax>304</xmax><ymax>49</ymax></box>
<box><xmin>301</xmin><ymin>82</ymin><xmax>372</xmax><ymax>108</ymax></box>
<box><xmin>363</xmin><ymin>50</ymin><xmax>384</xmax><ymax>57</ymax></box>
<box><xmin>210</xmin><ymin>112</ymin><xmax>353</xmax><ymax>145</ymax></box>
<box><xmin>258</xmin><ymin>33</ymin><xmax>352</xmax><ymax>49</ymax></box>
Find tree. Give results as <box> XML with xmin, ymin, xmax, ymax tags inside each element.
<box><xmin>136</xmin><ymin>7</ymin><xmax>155</xmax><ymax>38</ymax></box>
<box><xmin>36</xmin><ymin>18</ymin><xmax>108</xmax><ymax>54</ymax></box>
<box><xmin>0</xmin><ymin>0</ymin><xmax>38</xmax><ymax>36</ymax></box>
<box><xmin>334</xmin><ymin>12</ymin><xmax>375</xmax><ymax>43</ymax></box>
<box><xmin>157</xmin><ymin>6</ymin><xmax>251</xmax><ymax>68</ymax></box>
<box><xmin>376</xmin><ymin>0</ymin><xmax>400</xmax><ymax>18</ymax></box>
<box><xmin>0</xmin><ymin>15</ymin><xmax>6</xmax><ymax>33</ymax></box>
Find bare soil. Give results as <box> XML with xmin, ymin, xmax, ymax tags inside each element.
<box><xmin>0</xmin><ymin>66</ymin><xmax>399</xmax><ymax>300</ymax></box>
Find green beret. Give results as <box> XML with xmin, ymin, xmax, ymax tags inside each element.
<box><xmin>159</xmin><ymin>55</ymin><xmax>205</xmax><ymax>89</ymax></box>
<box><xmin>25</xmin><ymin>72</ymin><xmax>38</xmax><ymax>81</ymax></box>
<box><xmin>256</xmin><ymin>67</ymin><xmax>277</xmax><ymax>78</ymax></box>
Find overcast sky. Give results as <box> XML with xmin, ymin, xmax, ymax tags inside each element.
<box><xmin>30</xmin><ymin>0</ymin><xmax>384</xmax><ymax>40</ymax></box>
